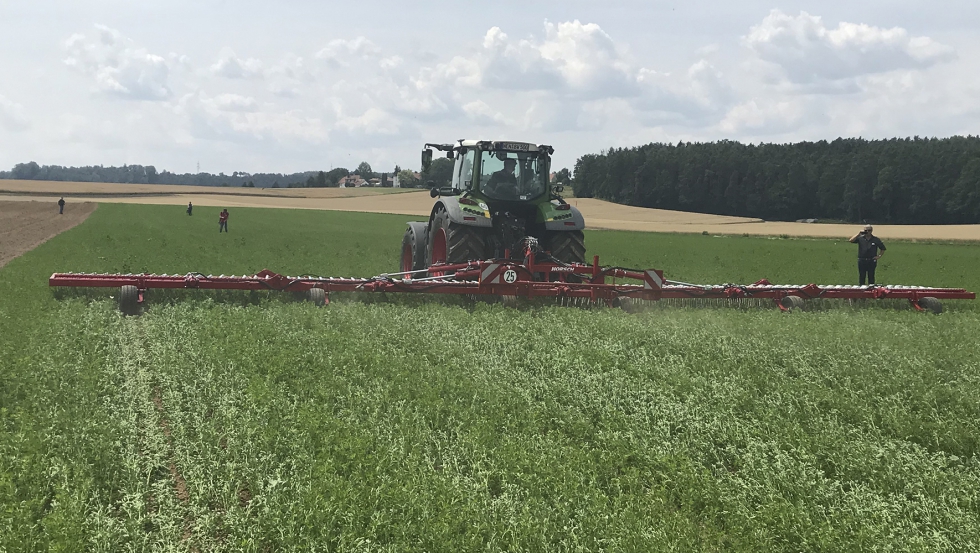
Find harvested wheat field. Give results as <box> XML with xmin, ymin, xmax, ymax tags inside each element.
<box><xmin>2</xmin><ymin>179</ymin><xmax>978</xmax><ymax>241</ymax></box>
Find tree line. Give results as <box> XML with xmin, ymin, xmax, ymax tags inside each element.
<box><xmin>0</xmin><ymin>160</ymin><xmax>427</xmax><ymax>189</ymax></box>
<box><xmin>572</xmin><ymin>136</ymin><xmax>980</xmax><ymax>224</ymax></box>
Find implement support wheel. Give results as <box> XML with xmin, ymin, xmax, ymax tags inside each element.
<box><xmin>918</xmin><ymin>296</ymin><xmax>942</xmax><ymax>315</ymax></box>
<box><xmin>780</xmin><ymin>295</ymin><xmax>805</xmax><ymax>312</ymax></box>
<box><xmin>306</xmin><ymin>288</ymin><xmax>327</xmax><ymax>307</ymax></box>
<box><xmin>119</xmin><ymin>285</ymin><xmax>140</xmax><ymax>315</ymax></box>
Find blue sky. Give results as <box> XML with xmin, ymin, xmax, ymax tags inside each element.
<box><xmin>1</xmin><ymin>1</ymin><xmax>977</xmax><ymax>175</ymax></box>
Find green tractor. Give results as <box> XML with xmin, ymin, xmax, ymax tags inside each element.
<box><xmin>401</xmin><ymin>140</ymin><xmax>585</xmax><ymax>273</ymax></box>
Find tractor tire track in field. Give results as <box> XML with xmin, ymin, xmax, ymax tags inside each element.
<box><xmin>109</xmin><ymin>313</ymin><xmax>200</xmax><ymax>550</ymax></box>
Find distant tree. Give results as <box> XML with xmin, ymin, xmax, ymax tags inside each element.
<box><xmin>945</xmin><ymin>157</ymin><xmax>980</xmax><ymax>222</ymax></box>
<box><xmin>324</xmin><ymin>167</ymin><xmax>350</xmax><ymax>187</ymax></box>
<box><xmin>315</xmin><ymin>171</ymin><xmax>328</xmax><ymax>188</ymax></box>
<box><xmin>355</xmin><ymin>161</ymin><xmax>374</xmax><ymax>179</ymax></box>
<box><xmin>12</xmin><ymin>161</ymin><xmax>40</xmax><ymax>180</ymax></box>
<box><xmin>306</xmin><ymin>175</ymin><xmax>316</xmax><ymax>188</ymax></box>
<box><xmin>554</xmin><ymin>167</ymin><xmax>571</xmax><ymax>184</ymax></box>
<box><xmin>422</xmin><ymin>158</ymin><xmax>454</xmax><ymax>188</ymax></box>
<box><xmin>397</xmin><ymin>169</ymin><xmax>419</xmax><ymax>188</ymax></box>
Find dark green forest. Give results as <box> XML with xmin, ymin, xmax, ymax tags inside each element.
<box><xmin>573</xmin><ymin>136</ymin><xmax>980</xmax><ymax>224</ymax></box>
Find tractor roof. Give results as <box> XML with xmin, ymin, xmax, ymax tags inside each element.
<box><xmin>456</xmin><ymin>140</ymin><xmax>553</xmax><ymax>154</ymax></box>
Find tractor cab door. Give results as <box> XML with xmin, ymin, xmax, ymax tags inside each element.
<box><xmin>451</xmin><ymin>148</ymin><xmax>477</xmax><ymax>192</ymax></box>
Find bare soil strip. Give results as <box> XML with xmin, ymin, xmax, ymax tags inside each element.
<box><xmin>0</xmin><ymin>200</ymin><xmax>97</xmax><ymax>269</ymax></box>
<box><xmin>2</xmin><ymin>181</ymin><xmax>979</xmax><ymax>241</ymax></box>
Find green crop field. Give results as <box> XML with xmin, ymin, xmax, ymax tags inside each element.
<box><xmin>2</xmin><ymin>203</ymin><xmax>980</xmax><ymax>552</ymax></box>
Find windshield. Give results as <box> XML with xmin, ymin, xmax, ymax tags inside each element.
<box><xmin>479</xmin><ymin>150</ymin><xmax>547</xmax><ymax>201</ymax></box>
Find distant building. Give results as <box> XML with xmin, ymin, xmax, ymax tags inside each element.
<box><xmin>338</xmin><ymin>174</ymin><xmax>369</xmax><ymax>187</ymax></box>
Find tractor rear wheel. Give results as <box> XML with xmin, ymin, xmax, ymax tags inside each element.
<box><xmin>401</xmin><ymin>222</ymin><xmax>428</xmax><ymax>272</ymax></box>
<box><xmin>427</xmin><ymin>206</ymin><xmax>486</xmax><ymax>267</ymax></box>
<box><xmin>545</xmin><ymin>230</ymin><xmax>586</xmax><ymax>264</ymax></box>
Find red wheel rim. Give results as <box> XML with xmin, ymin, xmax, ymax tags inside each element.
<box><xmin>401</xmin><ymin>242</ymin><xmax>413</xmax><ymax>272</ymax></box>
<box><xmin>429</xmin><ymin>228</ymin><xmax>447</xmax><ymax>276</ymax></box>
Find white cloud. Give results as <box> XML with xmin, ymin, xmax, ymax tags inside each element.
<box><xmin>718</xmin><ymin>99</ymin><xmax>814</xmax><ymax>134</ymax></box>
<box><xmin>745</xmin><ymin>10</ymin><xmax>956</xmax><ymax>84</ymax></box>
<box><xmin>479</xmin><ymin>21</ymin><xmax>638</xmax><ymax>99</ymax></box>
<box><xmin>179</xmin><ymin>92</ymin><xmax>326</xmax><ymax>143</ymax></box>
<box><xmin>63</xmin><ymin>25</ymin><xmax>173</xmax><ymax>100</ymax></box>
<box><xmin>462</xmin><ymin>100</ymin><xmax>505</xmax><ymax>125</ymax></box>
<box><xmin>315</xmin><ymin>37</ymin><xmax>381</xmax><ymax>68</ymax></box>
<box><xmin>211</xmin><ymin>49</ymin><xmax>263</xmax><ymax>79</ymax></box>
<box><xmin>206</xmin><ymin>93</ymin><xmax>259</xmax><ymax>113</ymax></box>
<box><xmin>0</xmin><ymin>94</ymin><xmax>30</xmax><ymax>131</ymax></box>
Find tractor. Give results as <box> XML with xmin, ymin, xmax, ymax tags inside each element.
<box><xmin>401</xmin><ymin>140</ymin><xmax>586</xmax><ymax>273</ymax></box>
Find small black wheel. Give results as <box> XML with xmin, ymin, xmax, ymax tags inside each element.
<box><xmin>918</xmin><ymin>296</ymin><xmax>942</xmax><ymax>315</ymax></box>
<box><xmin>780</xmin><ymin>295</ymin><xmax>805</xmax><ymax>311</ymax></box>
<box><xmin>119</xmin><ymin>285</ymin><xmax>139</xmax><ymax>315</ymax></box>
<box><xmin>306</xmin><ymin>288</ymin><xmax>326</xmax><ymax>307</ymax></box>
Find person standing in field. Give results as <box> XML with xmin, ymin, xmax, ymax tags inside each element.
<box><xmin>187</xmin><ymin>202</ymin><xmax>193</xmax><ymax>216</ymax></box>
<box><xmin>218</xmin><ymin>208</ymin><xmax>229</xmax><ymax>232</ymax></box>
<box><xmin>849</xmin><ymin>224</ymin><xmax>886</xmax><ymax>285</ymax></box>
<box><xmin>58</xmin><ymin>197</ymin><xmax>65</xmax><ymax>215</ymax></box>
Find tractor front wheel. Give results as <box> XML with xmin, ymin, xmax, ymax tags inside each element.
<box><xmin>401</xmin><ymin>222</ymin><xmax>428</xmax><ymax>273</ymax></box>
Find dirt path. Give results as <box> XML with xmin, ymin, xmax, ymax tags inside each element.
<box><xmin>3</xmin><ymin>180</ymin><xmax>979</xmax><ymax>241</ymax></box>
<box><xmin>0</xmin><ymin>200</ymin><xmax>97</xmax><ymax>269</ymax></box>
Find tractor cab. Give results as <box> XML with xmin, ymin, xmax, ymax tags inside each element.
<box><xmin>422</xmin><ymin>140</ymin><xmax>554</xmax><ymax>204</ymax></box>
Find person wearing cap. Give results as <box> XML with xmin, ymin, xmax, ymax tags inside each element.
<box><xmin>484</xmin><ymin>158</ymin><xmax>519</xmax><ymax>198</ymax></box>
<box><xmin>848</xmin><ymin>224</ymin><xmax>886</xmax><ymax>285</ymax></box>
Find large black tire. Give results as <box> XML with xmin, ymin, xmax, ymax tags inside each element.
<box><xmin>119</xmin><ymin>285</ymin><xmax>139</xmax><ymax>315</ymax></box>
<box><xmin>545</xmin><ymin>230</ymin><xmax>586</xmax><ymax>264</ymax></box>
<box><xmin>401</xmin><ymin>222</ymin><xmax>428</xmax><ymax>272</ymax></box>
<box><xmin>427</xmin><ymin>206</ymin><xmax>486</xmax><ymax>266</ymax></box>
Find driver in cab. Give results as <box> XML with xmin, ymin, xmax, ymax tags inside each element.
<box><xmin>484</xmin><ymin>158</ymin><xmax>518</xmax><ymax>198</ymax></box>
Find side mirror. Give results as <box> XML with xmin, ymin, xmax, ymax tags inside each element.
<box><xmin>447</xmin><ymin>151</ymin><xmax>455</xmax><ymax>160</ymax></box>
<box><xmin>421</xmin><ymin>149</ymin><xmax>433</xmax><ymax>171</ymax></box>
<box><xmin>430</xmin><ymin>187</ymin><xmax>460</xmax><ymax>198</ymax></box>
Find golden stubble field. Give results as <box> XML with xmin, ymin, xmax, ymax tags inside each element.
<box><xmin>2</xmin><ymin>179</ymin><xmax>978</xmax><ymax>241</ymax></box>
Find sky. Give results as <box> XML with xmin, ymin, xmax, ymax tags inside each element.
<box><xmin>1</xmin><ymin>0</ymin><xmax>978</xmax><ymax>175</ymax></box>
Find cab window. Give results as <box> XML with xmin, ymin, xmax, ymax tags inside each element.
<box><xmin>452</xmin><ymin>149</ymin><xmax>476</xmax><ymax>190</ymax></box>
<box><xmin>479</xmin><ymin>151</ymin><xmax>546</xmax><ymax>201</ymax></box>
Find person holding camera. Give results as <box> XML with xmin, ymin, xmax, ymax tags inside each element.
<box><xmin>848</xmin><ymin>224</ymin><xmax>886</xmax><ymax>285</ymax></box>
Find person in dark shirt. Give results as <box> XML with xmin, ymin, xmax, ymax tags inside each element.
<box><xmin>848</xmin><ymin>224</ymin><xmax>886</xmax><ymax>285</ymax></box>
<box><xmin>218</xmin><ymin>209</ymin><xmax>229</xmax><ymax>232</ymax></box>
<box><xmin>187</xmin><ymin>202</ymin><xmax>193</xmax><ymax>216</ymax></box>
<box><xmin>484</xmin><ymin>158</ymin><xmax>518</xmax><ymax>198</ymax></box>
<box><xmin>58</xmin><ymin>197</ymin><xmax>65</xmax><ymax>215</ymax></box>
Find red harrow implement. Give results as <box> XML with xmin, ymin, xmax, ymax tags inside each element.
<box><xmin>50</xmin><ymin>251</ymin><xmax>974</xmax><ymax>315</ymax></box>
